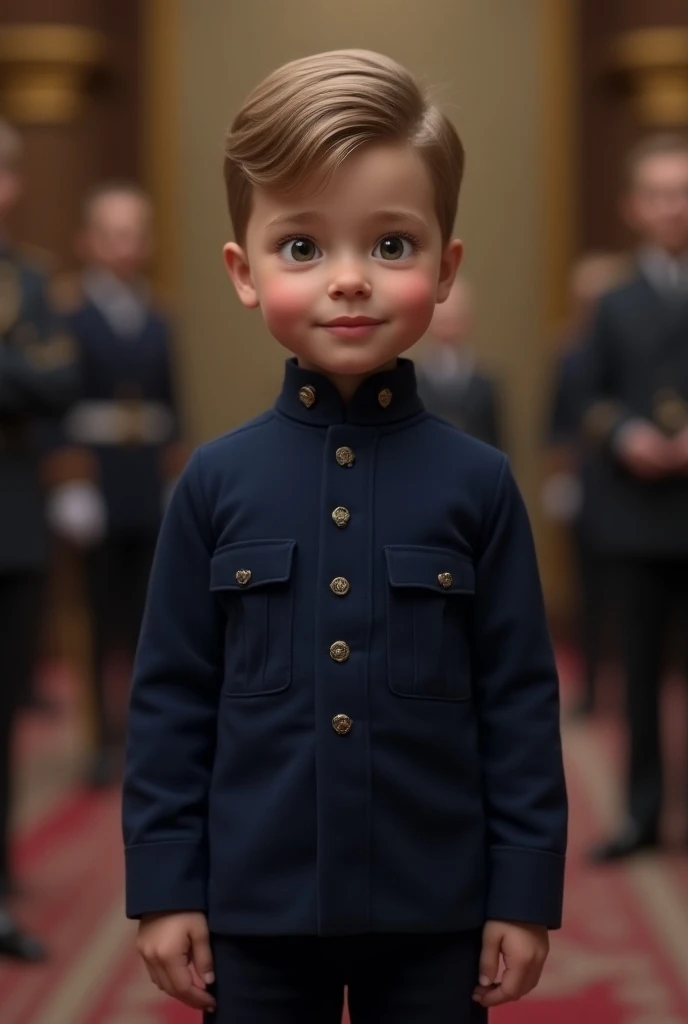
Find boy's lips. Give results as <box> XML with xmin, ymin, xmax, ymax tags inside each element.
<box><xmin>318</xmin><ymin>316</ymin><xmax>386</xmax><ymax>338</ymax></box>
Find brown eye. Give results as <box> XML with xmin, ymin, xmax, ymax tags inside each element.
<box><xmin>280</xmin><ymin>238</ymin><xmax>320</xmax><ymax>263</ymax></box>
<box><xmin>374</xmin><ymin>235</ymin><xmax>414</xmax><ymax>261</ymax></box>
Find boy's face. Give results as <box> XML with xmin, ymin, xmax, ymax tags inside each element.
<box><xmin>225</xmin><ymin>142</ymin><xmax>462</xmax><ymax>380</ymax></box>
<box><xmin>427</xmin><ymin>279</ymin><xmax>472</xmax><ymax>347</ymax></box>
<box><xmin>79</xmin><ymin>192</ymin><xmax>153</xmax><ymax>281</ymax></box>
<box><xmin>625</xmin><ymin>152</ymin><xmax>688</xmax><ymax>255</ymax></box>
<box><xmin>0</xmin><ymin>163</ymin><xmax>22</xmax><ymax>223</ymax></box>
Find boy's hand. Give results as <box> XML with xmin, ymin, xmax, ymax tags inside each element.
<box><xmin>472</xmin><ymin>920</ymin><xmax>549</xmax><ymax>1008</ymax></box>
<box><xmin>137</xmin><ymin>911</ymin><xmax>216</xmax><ymax>1012</ymax></box>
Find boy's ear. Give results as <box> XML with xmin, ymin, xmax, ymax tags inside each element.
<box><xmin>223</xmin><ymin>243</ymin><xmax>259</xmax><ymax>309</ymax></box>
<box><xmin>435</xmin><ymin>239</ymin><xmax>464</xmax><ymax>304</ymax></box>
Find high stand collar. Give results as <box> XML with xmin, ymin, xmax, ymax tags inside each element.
<box><xmin>275</xmin><ymin>357</ymin><xmax>425</xmax><ymax>427</ymax></box>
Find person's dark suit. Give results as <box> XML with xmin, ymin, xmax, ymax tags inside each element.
<box><xmin>50</xmin><ymin>277</ymin><xmax>184</xmax><ymax>779</ymax></box>
<box><xmin>0</xmin><ymin>246</ymin><xmax>78</xmax><ymax>924</ymax></box>
<box><xmin>547</xmin><ymin>343</ymin><xmax>612</xmax><ymax>715</ymax></box>
<box><xmin>581</xmin><ymin>269</ymin><xmax>688</xmax><ymax>851</ymax></box>
<box><xmin>416</xmin><ymin>361</ymin><xmax>502</xmax><ymax>449</ymax></box>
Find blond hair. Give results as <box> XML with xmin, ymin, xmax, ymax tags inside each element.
<box><xmin>0</xmin><ymin>120</ymin><xmax>23</xmax><ymax>170</ymax></box>
<box><xmin>224</xmin><ymin>49</ymin><xmax>464</xmax><ymax>245</ymax></box>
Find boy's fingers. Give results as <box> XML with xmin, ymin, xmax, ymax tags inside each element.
<box><xmin>478</xmin><ymin>931</ymin><xmax>501</xmax><ymax>987</ymax></box>
<box><xmin>160</xmin><ymin>960</ymin><xmax>216</xmax><ymax>1011</ymax></box>
<box><xmin>190</xmin><ymin>929</ymin><xmax>215</xmax><ymax>985</ymax></box>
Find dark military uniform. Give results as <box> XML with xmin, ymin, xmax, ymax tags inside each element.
<box><xmin>547</xmin><ymin>343</ymin><xmax>613</xmax><ymax>715</ymax></box>
<box><xmin>123</xmin><ymin>359</ymin><xmax>566</xmax><ymax>1021</ymax></box>
<box><xmin>0</xmin><ymin>246</ymin><xmax>78</xmax><ymax>889</ymax></box>
<box><xmin>581</xmin><ymin>269</ymin><xmax>688</xmax><ymax>841</ymax></box>
<box><xmin>416</xmin><ymin>359</ymin><xmax>502</xmax><ymax>449</ymax></box>
<box><xmin>55</xmin><ymin>273</ymin><xmax>182</xmax><ymax>766</ymax></box>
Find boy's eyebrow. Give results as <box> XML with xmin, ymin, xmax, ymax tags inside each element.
<box><xmin>266</xmin><ymin>209</ymin><xmax>430</xmax><ymax>230</ymax></box>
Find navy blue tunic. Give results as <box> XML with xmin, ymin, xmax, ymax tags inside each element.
<box><xmin>123</xmin><ymin>358</ymin><xmax>567</xmax><ymax>936</ymax></box>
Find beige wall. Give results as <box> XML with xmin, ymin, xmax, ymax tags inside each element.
<box><xmin>171</xmin><ymin>0</ymin><xmax>573</xmax><ymax>615</ymax></box>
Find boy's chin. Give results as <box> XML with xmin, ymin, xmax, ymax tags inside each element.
<box><xmin>289</xmin><ymin>344</ymin><xmax>406</xmax><ymax>378</ymax></box>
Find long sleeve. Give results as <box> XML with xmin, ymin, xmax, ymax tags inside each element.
<box><xmin>123</xmin><ymin>449</ymin><xmax>224</xmax><ymax>918</ymax></box>
<box><xmin>473</xmin><ymin>458</ymin><xmax>567</xmax><ymax>928</ymax></box>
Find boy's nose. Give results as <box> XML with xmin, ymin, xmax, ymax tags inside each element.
<box><xmin>327</xmin><ymin>262</ymin><xmax>372</xmax><ymax>300</ymax></box>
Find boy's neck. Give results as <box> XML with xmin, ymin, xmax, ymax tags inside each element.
<box><xmin>296</xmin><ymin>357</ymin><xmax>398</xmax><ymax>403</ymax></box>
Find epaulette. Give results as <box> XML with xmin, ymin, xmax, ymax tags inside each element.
<box><xmin>49</xmin><ymin>272</ymin><xmax>84</xmax><ymax>315</ymax></box>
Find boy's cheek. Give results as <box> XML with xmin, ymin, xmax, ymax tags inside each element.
<box><xmin>387</xmin><ymin>271</ymin><xmax>438</xmax><ymax>330</ymax></box>
<box><xmin>260</xmin><ymin>276</ymin><xmax>313</xmax><ymax>333</ymax></box>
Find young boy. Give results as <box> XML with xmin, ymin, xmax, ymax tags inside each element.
<box><xmin>47</xmin><ymin>182</ymin><xmax>184</xmax><ymax>787</ymax></box>
<box><xmin>416</xmin><ymin>277</ymin><xmax>502</xmax><ymax>449</ymax></box>
<box><xmin>582</xmin><ymin>134</ymin><xmax>688</xmax><ymax>863</ymax></box>
<box><xmin>123</xmin><ymin>51</ymin><xmax>567</xmax><ymax>1022</ymax></box>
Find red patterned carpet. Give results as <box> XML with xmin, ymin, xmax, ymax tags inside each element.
<box><xmin>2</xmin><ymin>656</ymin><xmax>688</xmax><ymax>1023</ymax></box>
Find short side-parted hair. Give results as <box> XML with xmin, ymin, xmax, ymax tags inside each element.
<box><xmin>625</xmin><ymin>132</ymin><xmax>688</xmax><ymax>186</ymax></box>
<box><xmin>224</xmin><ymin>49</ymin><xmax>465</xmax><ymax>246</ymax></box>
<box><xmin>0</xmin><ymin>119</ymin><xmax>23</xmax><ymax>170</ymax></box>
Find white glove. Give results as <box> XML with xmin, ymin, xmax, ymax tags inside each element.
<box><xmin>46</xmin><ymin>481</ymin><xmax>107</xmax><ymax>548</ymax></box>
<box><xmin>541</xmin><ymin>472</ymin><xmax>583</xmax><ymax>523</ymax></box>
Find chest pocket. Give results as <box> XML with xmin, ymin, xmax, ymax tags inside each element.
<box><xmin>384</xmin><ymin>545</ymin><xmax>475</xmax><ymax>701</ymax></box>
<box><xmin>210</xmin><ymin>539</ymin><xmax>296</xmax><ymax>696</ymax></box>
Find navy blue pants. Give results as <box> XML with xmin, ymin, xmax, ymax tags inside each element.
<box><xmin>205</xmin><ymin>932</ymin><xmax>487</xmax><ymax>1023</ymax></box>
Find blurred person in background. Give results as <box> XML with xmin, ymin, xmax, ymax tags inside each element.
<box><xmin>416</xmin><ymin>276</ymin><xmax>503</xmax><ymax>448</ymax></box>
<box><xmin>582</xmin><ymin>134</ymin><xmax>688</xmax><ymax>863</ymax></box>
<box><xmin>542</xmin><ymin>251</ymin><xmax>629</xmax><ymax>719</ymax></box>
<box><xmin>0</xmin><ymin>119</ymin><xmax>78</xmax><ymax>961</ymax></box>
<box><xmin>46</xmin><ymin>182</ymin><xmax>187</xmax><ymax>789</ymax></box>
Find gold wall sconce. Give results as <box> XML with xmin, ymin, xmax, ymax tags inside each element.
<box><xmin>610</xmin><ymin>27</ymin><xmax>688</xmax><ymax>128</ymax></box>
<box><xmin>0</xmin><ymin>24</ymin><xmax>107</xmax><ymax>125</ymax></box>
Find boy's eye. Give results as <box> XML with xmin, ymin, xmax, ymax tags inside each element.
<box><xmin>279</xmin><ymin>238</ymin><xmax>321</xmax><ymax>263</ymax></box>
<box><xmin>373</xmin><ymin>235</ymin><xmax>415</xmax><ymax>261</ymax></box>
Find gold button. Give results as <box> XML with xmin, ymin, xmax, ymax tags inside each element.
<box><xmin>330</xmin><ymin>577</ymin><xmax>350</xmax><ymax>596</ymax></box>
<box><xmin>332</xmin><ymin>714</ymin><xmax>353</xmax><ymax>736</ymax></box>
<box><xmin>299</xmin><ymin>385</ymin><xmax>316</xmax><ymax>408</ymax></box>
<box><xmin>335</xmin><ymin>446</ymin><xmax>355</xmax><ymax>467</ymax></box>
<box><xmin>332</xmin><ymin>507</ymin><xmax>351</xmax><ymax>528</ymax></box>
<box><xmin>236</xmin><ymin>569</ymin><xmax>252</xmax><ymax>585</ymax></box>
<box><xmin>438</xmin><ymin>572</ymin><xmax>452</xmax><ymax>589</ymax></box>
<box><xmin>378</xmin><ymin>388</ymin><xmax>393</xmax><ymax>408</ymax></box>
<box><xmin>330</xmin><ymin>641</ymin><xmax>350</xmax><ymax>663</ymax></box>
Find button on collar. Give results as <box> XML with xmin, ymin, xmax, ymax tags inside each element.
<box><xmin>298</xmin><ymin>385</ymin><xmax>316</xmax><ymax>408</ymax></box>
<box><xmin>378</xmin><ymin>388</ymin><xmax>393</xmax><ymax>408</ymax></box>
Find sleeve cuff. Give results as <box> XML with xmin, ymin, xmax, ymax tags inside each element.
<box><xmin>125</xmin><ymin>841</ymin><xmax>208</xmax><ymax>919</ymax></box>
<box><xmin>486</xmin><ymin>846</ymin><xmax>565</xmax><ymax>929</ymax></box>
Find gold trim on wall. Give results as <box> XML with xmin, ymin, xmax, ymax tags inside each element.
<box><xmin>0</xmin><ymin>24</ymin><xmax>106</xmax><ymax>124</ymax></box>
<box><xmin>611</xmin><ymin>28</ymin><xmax>688</xmax><ymax>128</ymax></box>
<box><xmin>142</xmin><ymin>0</ymin><xmax>180</xmax><ymax>298</ymax></box>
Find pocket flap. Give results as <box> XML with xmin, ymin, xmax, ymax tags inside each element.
<box><xmin>210</xmin><ymin>539</ymin><xmax>296</xmax><ymax>592</ymax></box>
<box><xmin>384</xmin><ymin>545</ymin><xmax>475</xmax><ymax>594</ymax></box>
